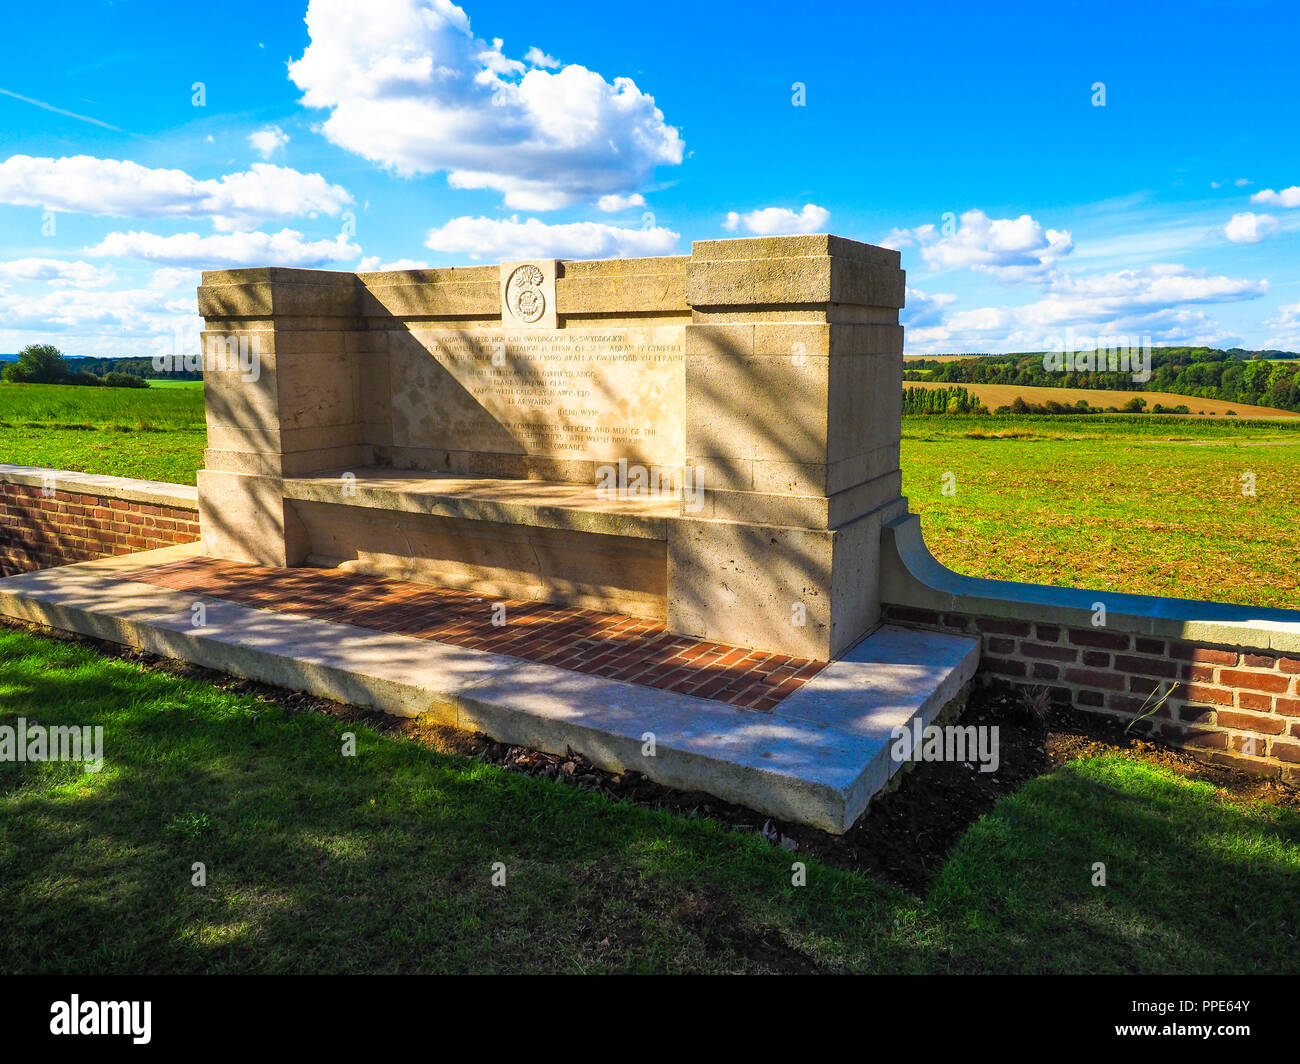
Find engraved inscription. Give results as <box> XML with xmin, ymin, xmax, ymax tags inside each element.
<box><xmin>420</xmin><ymin>327</ymin><xmax>685</xmax><ymax>464</ymax></box>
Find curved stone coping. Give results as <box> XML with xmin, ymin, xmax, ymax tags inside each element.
<box><xmin>282</xmin><ymin>467</ymin><xmax>678</xmax><ymax>540</ymax></box>
<box><xmin>881</xmin><ymin>512</ymin><xmax>1300</xmax><ymax>654</ymax></box>
<box><xmin>0</xmin><ymin>463</ymin><xmax>197</xmax><ymax>510</ymax></box>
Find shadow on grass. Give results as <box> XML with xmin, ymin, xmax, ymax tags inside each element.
<box><xmin>930</xmin><ymin>756</ymin><xmax>1300</xmax><ymax>973</ymax></box>
<box><xmin>0</xmin><ymin>627</ymin><xmax>1296</xmax><ymax>974</ymax></box>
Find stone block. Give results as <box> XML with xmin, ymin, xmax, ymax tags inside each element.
<box><xmin>197</xmin><ymin>469</ymin><xmax>307</xmax><ymax>567</ymax></box>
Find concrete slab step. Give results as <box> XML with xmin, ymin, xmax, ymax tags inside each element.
<box><xmin>0</xmin><ymin>546</ymin><xmax>979</xmax><ymax>833</ymax></box>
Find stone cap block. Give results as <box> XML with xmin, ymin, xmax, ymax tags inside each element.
<box><xmin>199</xmin><ymin>267</ymin><xmax>358</xmax><ymax>286</ymax></box>
<box><xmin>685</xmin><ymin>235</ymin><xmax>904</xmax><ymax>310</ymax></box>
<box><xmin>200</xmin><ymin>268</ymin><xmax>360</xmax><ymax>321</ymax></box>
<box><xmin>0</xmin><ymin>462</ymin><xmax>197</xmax><ymax>509</ymax></box>
<box><xmin>690</xmin><ymin>234</ymin><xmax>900</xmax><ymax>268</ymax></box>
<box><xmin>557</xmin><ymin>257</ymin><xmax>689</xmax><ymax>316</ymax></box>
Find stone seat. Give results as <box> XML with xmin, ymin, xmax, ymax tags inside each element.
<box><xmin>277</xmin><ymin>467</ymin><xmax>680</xmax><ymax>620</ymax></box>
<box><xmin>282</xmin><ymin>466</ymin><xmax>679</xmax><ymax>540</ymax></box>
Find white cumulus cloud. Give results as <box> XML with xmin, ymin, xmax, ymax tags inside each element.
<box><xmin>902</xmin><ymin>264</ymin><xmax>1267</xmax><ymax>354</ymax></box>
<box><xmin>424</xmin><ymin>215</ymin><xmax>679</xmax><ymax>260</ymax></box>
<box><xmin>83</xmin><ymin>228</ymin><xmax>361</xmax><ymax>268</ymax></box>
<box><xmin>148</xmin><ymin>267</ymin><xmax>203</xmax><ymax>292</ymax></box>
<box><xmin>287</xmin><ymin>0</ymin><xmax>683</xmax><ymax>209</ymax></box>
<box><xmin>358</xmin><ymin>256</ymin><xmax>431</xmax><ymax>271</ymax></box>
<box><xmin>722</xmin><ymin>203</ymin><xmax>829</xmax><ymax>235</ymax></box>
<box><xmin>902</xmin><ymin>287</ymin><xmax>957</xmax><ymax>329</ymax></box>
<box><xmin>886</xmin><ymin>209</ymin><xmax>1073</xmax><ymax>281</ymax></box>
<box><xmin>523</xmin><ymin>46</ymin><xmax>559</xmax><ymax>68</ymax></box>
<box><xmin>1224</xmin><ymin>212</ymin><xmax>1279</xmax><ymax>244</ymax></box>
<box><xmin>0</xmin><ymin>258</ymin><xmax>114</xmax><ymax>288</ymax></box>
<box><xmin>595</xmin><ymin>193</ymin><xmax>645</xmax><ymax>212</ymax></box>
<box><xmin>0</xmin><ymin>284</ymin><xmax>198</xmax><ymax>346</ymax></box>
<box><xmin>1264</xmin><ymin>300</ymin><xmax>1300</xmax><ymax>349</ymax></box>
<box><xmin>248</xmin><ymin>125</ymin><xmax>290</xmax><ymax>158</ymax></box>
<box><xmin>0</xmin><ymin>155</ymin><xmax>352</xmax><ymax>230</ymax></box>
<box><xmin>1251</xmin><ymin>186</ymin><xmax>1300</xmax><ymax>208</ymax></box>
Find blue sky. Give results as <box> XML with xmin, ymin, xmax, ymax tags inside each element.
<box><xmin>1</xmin><ymin>0</ymin><xmax>1298</xmax><ymax>356</ymax></box>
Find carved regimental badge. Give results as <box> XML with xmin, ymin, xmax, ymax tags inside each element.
<box><xmin>500</xmin><ymin>259</ymin><xmax>558</xmax><ymax>328</ymax></box>
<box><xmin>507</xmin><ymin>264</ymin><xmax>546</xmax><ymax>322</ymax></box>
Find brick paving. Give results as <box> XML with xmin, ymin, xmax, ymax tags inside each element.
<box><xmin>121</xmin><ymin>557</ymin><xmax>827</xmax><ymax>711</ymax></box>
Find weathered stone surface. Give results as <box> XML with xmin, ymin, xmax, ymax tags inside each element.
<box><xmin>385</xmin><ymin>326</ymin><xmax>686</xmax><ymax>468</ymax></box>
<box><xmin>198</xmin><ymin>469</ymin><xmax>307</xmax><ymax>567</ymax></box>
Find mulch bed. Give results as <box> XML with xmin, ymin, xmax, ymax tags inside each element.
<box><xmin>8</xmin><ymin>616</ymin><xmax>1297</xmax><ymax>897</ymax></box>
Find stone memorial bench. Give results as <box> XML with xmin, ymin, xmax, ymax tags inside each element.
<box><xmin>279</xmin><ymin>466</ymin><xmax>679</xmax><ymax>618</ymax></box>
<box><xmin>195</xmin><ymin>235</ymin><xmax>908</xmax><ymax>660</ymax></box>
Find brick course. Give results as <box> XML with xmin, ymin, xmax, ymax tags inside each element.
<box><xmin>882</xmin><ymin>603</ymin><xmax>1300</xmax><ymax>784</ymax></box>
<box><xmin>124</xmin><ymin>556</ymin><xmax>828</xmax><ymax>711</ymax></box>
<box><xmin>0</xmin><ymin>482</ymin><xmax>199</xmax><ymax>575</ymax></box>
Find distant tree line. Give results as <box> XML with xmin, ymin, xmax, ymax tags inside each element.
<box><xmin>902</xmin><ymin>386</ymin><xmax>987</xmax><ymax>414</ymax></box>
<box><xmin>74</xmin><ymin>355</ymin><xmax>203</xmax><ymax>381</ymax></box>
<box><xmin>1</xmin><ymin>345</ymin><xmax>149</xmax><ymax>387</ymax></box>
<box><xmin>909</xmin><ymin>347</ymin><xmax>1300</xmax><ymax>412</ymax></box>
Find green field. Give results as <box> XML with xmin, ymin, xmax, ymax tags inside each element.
<box><xmin>0</xmin><ymin>381</ymin><xmax>207</xmax><ymax>484</ymax></box>
<box><xmin>0</xmin><ymin>380</ymin><xmax>205</xmax><ymax>429</ymax></box>
<box><xmin>1</xmin><ymin>383</ymin><xmax>1299</xmax><ymax>608</ymax></box>
<box><xmin>904</xmin><ymin>415</ymin><xmax>1300</xmax><ymax>609</ymax></box>
<box><xmin>1</xmin><ymin>624</ymin><xmax>1294</xmax><ymax>974</ymax></box>
<box><xmin>141</xmin><ymin>378</ymin><xmax>205</xmax><ymax>389</ymax></box>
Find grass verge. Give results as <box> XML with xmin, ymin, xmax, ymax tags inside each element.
<box><xmin>0</xmin><ymin>625</ymin><xmax>1295</xmax><ymax>974</ymax></box>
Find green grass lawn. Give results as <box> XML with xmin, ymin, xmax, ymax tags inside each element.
<box><xmin>1</xmin><ymin>625</ymin><xmax>1295</xmax><ymax>974</ymax></box>
<box><xmin>903</xmin><ymin>414</ymin><xmax>1300</xmax><ymax>609</ymax></box>
<box><xmin>0</xmin><ymin>381</ymin><xmax>207</xmax><ymax>484</ymax></box>
<box><xmin>0</xmin><ymin>380</ymin><xmax>205</xmax><ymax>429</ymax></box>
<box><xmin>0</xmin><ymin>425</ymin><xmax>207</xmax><ymax>484</ymax></box>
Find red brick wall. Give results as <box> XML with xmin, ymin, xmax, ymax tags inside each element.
<box><xmin>883</xmin><ymin>604</ymin><xmax>1300</xmax><ymax>783</ymax></box>
<box><xmin>0</xmin><ymin>482</ymin><xmax>200</xmax><ymax>576</ymax></box>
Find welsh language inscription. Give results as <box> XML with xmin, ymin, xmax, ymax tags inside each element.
<box><xmin>421</xmin><ymin>326</ymin><xmax>685</xmax><ymax>465</ymax></box>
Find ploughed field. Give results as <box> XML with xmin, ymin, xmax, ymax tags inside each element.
<box><xmin>906</xmin><ymin>379</ymin><xmax>1300</xmax><ymax>418</ymax></box>
<box><xmin>1</xmin><ymin>382</ymin><xmax>1298</xmax><ymax>608</ymax></box>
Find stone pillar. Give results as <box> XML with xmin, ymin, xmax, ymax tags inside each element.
<box><xmin>667</xmin><ymin>235</ymin><xmax>907</xmax><ymax>660</ymax></box>
<box><xmin>195</xmin><ymin>268</ymin><xmax>364</xmax><ymax>566</ymax></box>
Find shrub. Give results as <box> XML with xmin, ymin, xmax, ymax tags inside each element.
<box><xmin>2</xmin><ymin>344</ymin><xmax>67</xmax><ymax>384</ymax></box>
<box><xmin>103</xmin><ymin>372</ymin><xmax>148</xmax><ymax>388</ymax></box>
